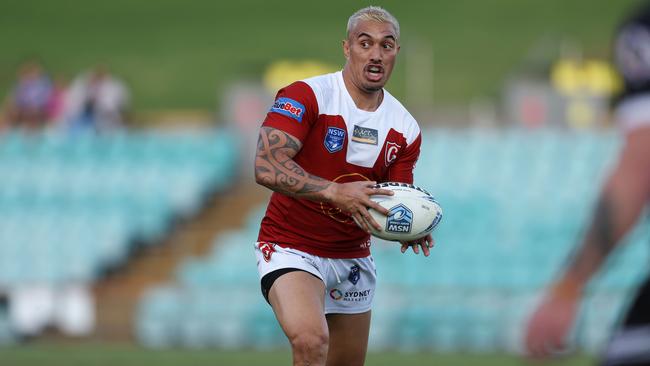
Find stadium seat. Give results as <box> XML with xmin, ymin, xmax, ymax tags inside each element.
<box><xmin>0</xmin><ymin>129</ymin><xmax>238</xmax><ymax>288</ymax></box>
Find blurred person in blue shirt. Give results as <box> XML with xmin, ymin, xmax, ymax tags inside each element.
<box><xmin>1</xmin><ymin>60</ymin><xmax>53</xmax><ymax>130</ymax></box>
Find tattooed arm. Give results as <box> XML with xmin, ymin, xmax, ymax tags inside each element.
<box><xmin>254</xmin><ymin>126</ymin><xmax>393</xmax><ymax>232</ymax></box>
<box><xmin>525</xmin><ymin>128</ymin><xmax>650</xmax><ymax>358</ymax></box>
<box><xmin>255</xmin><ymin>126</ymin><xmax>333</xmax><ymax>199</ymax></box>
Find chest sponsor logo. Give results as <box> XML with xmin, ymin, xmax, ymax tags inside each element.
<box><xmin>329</xmin><ymin>288</ymin><xmax>372</xmax><ymax>302</ymax></box>
<box><xmin>270</xmin><ymin>97</ymin><xmax>305</xmax><ymax>122</ymax></box>
<box><xmin>348</xmin><ymin>265</ymin><xmax>361</xmax><ymax>285</ymax></box>
<box><xmin>258</xmin><ymin>242</ymin><xmax>275</xmax><ymax>262</ymax></box>
<box><xmin>386</xmin><ymin>204</ymin><xmax>413</xmax><ymax>234</ymax></box>
<box><xmin>324</xmin><ymin>127</ymin><xmax>346</xmax><ymax>153</ymax></box>
<box><xmin>385</xmin><ymin>141</ymin><xmax>401</xmax><ymax>166</ymax></box>
<box><xmin>351</xmin><ymin>125</ymin><xmax>378</xmax><ymax>145</ymax></box>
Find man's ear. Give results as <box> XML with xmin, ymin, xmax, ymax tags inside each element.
<box><xmin>343</xmin><ymin>39</ymin><xmax>350</xmax><ymax>60</ymax></box>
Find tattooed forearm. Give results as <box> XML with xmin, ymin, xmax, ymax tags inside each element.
<box><xmin>255</xmin><ymin>127</ymin><xmax>332</xmax><ymax>199</ymax></box>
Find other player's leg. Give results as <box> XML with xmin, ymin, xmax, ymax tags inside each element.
<box><xmin>600</xmin><ymin>276</ymin><xmax>650</xmax><ymax>366</ymax></box>
<box><xmin>268</xmin><ymin>270</ymin><xmax>329</xmax><ymax>366</ymax></box>
<box><xmin>325</xmin><ymin>311</ymin><xmax>371</xmax><ymax>366</ymax></box>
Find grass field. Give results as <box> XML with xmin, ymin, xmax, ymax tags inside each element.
<box><xmin>0</xmin><ymin>0</ymin><xmax>638</xmax><ymax>113</ymax></box>
<box><xmin>0</xmin><ymin>343</ymin><xmax>596</xmax><ymax>366</ymax></box>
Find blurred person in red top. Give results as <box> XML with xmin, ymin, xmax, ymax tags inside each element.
<box><xmin>253</xmin><ymin>6</ymin><xmax>433</xmax><ymax>366</ymax></box>
<box><xmin>526</xmin><ymin>2</ymin><xmax>650</xmax><ymax>364</ymax></box>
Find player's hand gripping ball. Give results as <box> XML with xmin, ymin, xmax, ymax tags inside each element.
<box><xmin>357</xmin><ymin>182</ymin><xmax>443</xmax><ymax>241</ymax></box>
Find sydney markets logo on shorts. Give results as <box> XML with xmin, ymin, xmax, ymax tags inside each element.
<box><xmin>270</xmin><ymin>97</ymin><xmax>305</xmax><ymax>122</ymax></box>
<box><xmin>329</xmin><ymin>288</ymin><xmax>371</xmax><ymax>302</ymax></box>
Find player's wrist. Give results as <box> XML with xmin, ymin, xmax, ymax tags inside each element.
<box><xmin>551</xmin><ymin>274</ymin><xmax>584</xmax><ymax>300</ymax></box>
<box><xmin>320</xmin><ymin>182</ymin><xmax>338</xmax><ymax>203</ymax></box>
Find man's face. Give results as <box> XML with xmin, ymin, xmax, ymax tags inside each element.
<box><xmin>343</xmin><ymin>20</ymin><xmax>400</xmax><ymax>93</ymax></box>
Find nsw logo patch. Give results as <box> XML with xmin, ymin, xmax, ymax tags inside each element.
<box><xmin>270</xmin><ymin>97</ymin><xmax>305</xmax><ymax>122</ymax></box>
<box><xmin>386</xmin><ymin>204</ymin><xmax>413</xmax><ymax>234</ymax></box>
<box><xmin>324</xmin><ymin>127</ymin><xmax>346</xmax><ymax>153</ymax></box>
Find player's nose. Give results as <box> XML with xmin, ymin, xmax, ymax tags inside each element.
<box><xmin>369</xmin><ymin>45</ymin><xmax>382</xmax><ymax>61</ymax></box>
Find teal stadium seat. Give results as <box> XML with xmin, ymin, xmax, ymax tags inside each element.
<box><xmin>0</xmin><ymin>129</ymin><xmax>238</xmax><ymax>288</ymax></box>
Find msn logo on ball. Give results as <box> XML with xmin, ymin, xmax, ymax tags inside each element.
<box><xmin>385</xmin><ymin>204</ymin><xmax>413</xmax><ymax>233</ymax></box>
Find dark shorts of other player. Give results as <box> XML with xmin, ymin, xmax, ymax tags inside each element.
<box><xmin>601</xmin><ymin>275</ymin><xmax>650</xmax><ymax>366</ymax></box>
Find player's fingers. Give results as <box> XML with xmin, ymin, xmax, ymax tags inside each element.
<box><xmin>411</xmin><ymin>242</ymin><xmax>420</xmax><ymax>255</ymax></box>
<box><xmin>400</xmin><ymin>242</ymin><xmax>408</xmax><ymax>253</ymax></box>
<box><xmin>425</xmin><ymin>235</ymin><xmax>434</xmax><ymax>248</ymax></box>
<box><xmin>360</xmin><ymin>208</ymin><xmax>382</xmax><ymax>231</ymax></box>
<box><xmin>422</xmin><ymin>241</ymin><xmax>431</xmax><ymax>257</ymax></box>
<box><xmin>363</xmin><ymin>181</ymin><xmax>394</xmax><ymax>196</ymax></box>
<box><xmin>371</xmin><ymin>188</ymin><xmax>394</xmax><ymax>196</ymax></box>
<box><xmin>366</xmin><ymin>200</ymin><xmax>389</xmax><ymax>216</ymax></box>
<box><xmin>358</xmin><ymin>208</ymin><xmax>382</xmax><ymax>232</ymax></box>
<box><xmin>359</xmin><ymin>180</ymin><xmax>378</xmax><ymax>190</ymax></box>
<box><xmin>353</xmin><ymin>212</ymin><xmax>371</xmax><ymax>234</ymax></box>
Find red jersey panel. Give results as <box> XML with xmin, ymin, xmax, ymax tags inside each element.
<box><xmin>258</xmin><ymin>71</ymin><xmax>421</xmax><ymax>258</ymax></box>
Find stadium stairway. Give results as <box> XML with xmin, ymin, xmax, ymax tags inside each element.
<box><xmin>91</xmin><ymin>182</ymin><xmax>270</xmax><ymax>341</ymax></box>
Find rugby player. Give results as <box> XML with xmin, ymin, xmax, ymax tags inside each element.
<box><xmin>253</xmin><ymin>6</ymin><xmax>432</xmax><ymax>366</ymax></box>
<box><xmin>525</xmin><ymin>2</ymin><xmax>650</xmax><ymax>364</ymax></box>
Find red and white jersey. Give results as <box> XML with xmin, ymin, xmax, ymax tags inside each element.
<box><xmin>258</xmin><ymin>71</ymin><xmax>422</xmax><ymax>258</ymax></box>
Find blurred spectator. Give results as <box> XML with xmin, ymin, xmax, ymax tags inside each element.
<box><xmin>1</xmin><ymin>60</ymin><xmax>53</xmax><ymax>130</ymax></box>
<box><xmin>64</xmin><ymin>65</ymin><xmax>130</xmax><ymax>132</ymax></box>
<box><xmin>46</xmin><ymin>74</ymin><xmax>69</xmax><ymax>127</ymax></box>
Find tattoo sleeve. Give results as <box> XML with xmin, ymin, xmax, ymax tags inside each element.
<box><xmin>254</xmin><ymin>127</ymin><xmax>332</xmax><ymax>200</ymax></box>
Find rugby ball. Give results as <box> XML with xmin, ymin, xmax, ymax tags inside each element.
<box><xmin>360</xmin><ymin>182</ymin><xmax>443</xmax><ymax>242</ymax></box>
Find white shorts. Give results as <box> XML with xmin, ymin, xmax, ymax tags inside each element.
<box><xmin>254</xmin><ymin>242</ymin><xmax>377</xmax><ymax>314</ymax></box>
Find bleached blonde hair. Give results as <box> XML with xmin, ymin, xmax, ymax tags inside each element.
<box><xmin>347</xmin><ymin>6</ymin><xmax>400</xmax><ymax>41</ymax></box>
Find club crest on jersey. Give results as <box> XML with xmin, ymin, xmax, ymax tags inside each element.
<box><xmin>258</xmin><ymin>242</ymin><xmax>275</xmax><ymax>262</ymax></box>
<box><xmin>270</xmin><ymin>97</ymin><xmax>305</xmax><ymax>122</ymax></box>
<box><xmin>324</xmin><ymin>127</ymin><xmax>345</xmax><ymax>153</ymax></box>
<box><xmin>348</xmin><ymin>265</ymin><xmax>361</xmax><ymax>285</ymax></box>
<box><xmin>352</xmin><ymin>125</ymin><xmax>378</xmax><ymax>145</ymax></box>
<box><xmin>386</xmin><ymin>204</ymin><xmax>413</xmax><ymax>234</ymax></box>
<box><xmin>385</xmin><ymin>141</ymin><xmax>401</xmax><ymax>166</ymax></box>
